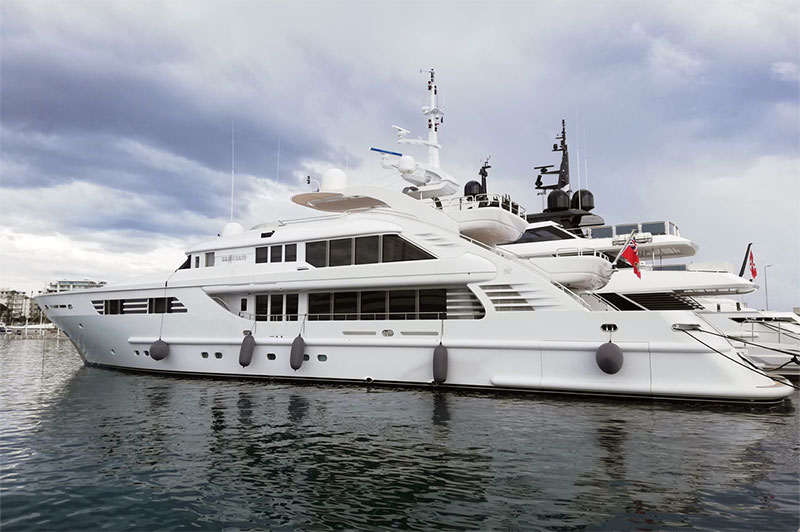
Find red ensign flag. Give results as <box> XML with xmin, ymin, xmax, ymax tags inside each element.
<box><xmin>622</xmin><ymin>238</ymin><xmax>641</xmax><ymax>279</ymax></box>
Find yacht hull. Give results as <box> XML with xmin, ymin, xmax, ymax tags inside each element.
<box><xmin>37</xmin><ymin>288</ymin><xmax>794</xmax><ymax>404</ymax></box>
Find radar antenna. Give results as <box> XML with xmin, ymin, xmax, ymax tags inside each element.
<box><xmin>534</xmin><ymin>119</ymin><xmax>570</xmax><ymax>192</ymax></box>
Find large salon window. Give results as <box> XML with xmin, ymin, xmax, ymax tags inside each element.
<box><xmin>382</xmin><ymin>235</ymin><xmax>433</xmax><ymax>262</ymax></box>
<box><xmin>286</xmin><ymin>294</ymin><xmax>298</xmax><ymax>320</ymax></box>
<box><xmin>307</xmin><ymin>234</ymin><xmax>433</xmax><ymax>268</ymax></box>
<box><xmin>270</xmin><ymin>294</ymin><xmax>283</xmax><ymax>321</ymax></box>
<box><xmin>308</xmin><ymin>292</ymin><xmax>332</xmax><ymax>321</ymax></box>
<box><xmin>254</xmin><ymin>293</ymin><xmax>299</xmax><ymax>321</ymax></box>
<box><xmin>360</xmin><ymin>290</ymin><xmax>386</xmax><ymax>320</ymax></box>
<box><xmin>355</xmin><ymin>236</ymin><xmax>380</xmax><ymax>264</ymax></box>
<box><xmin>329</xmin><ymin>238</ymin><xmax>353</xmax><ymax>267</ymax></box>
<box><xmin>306</xmin><ymin>241</ymin><xmax>328</xmax><ymax>268</ymax></box>
<box><xmin>419</xmin><ymin>289</ymin><xmax>447</xmax><ymax>319</ymax></box>
<box><xmin>285</xmin><ymin>244</ymin><xmax>297</xmax><ymax>262</ymax></box>
<box><xmin>334</xmin><ymin>292</ymin><xmax>358</xmax><ymax>320</ymax></box>
<box><xmin>256</xmin><ymin>247</ymin><xmax>269</xmax><ymax>264</ymax></box>
<box><xmin>390</xmin><ymin>290</ymin><xmax>416</xmax><ymax>320</ymax></box>
<box><xmin>308</xmin><ymin>288</ymin><xmax>448</xmax><ymax>321</ymax></box>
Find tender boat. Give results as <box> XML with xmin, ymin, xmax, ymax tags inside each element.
<box><xmin>36</xmin><ymin>71</ymin><xmax>794</xmax><ymax>403</ymax></box>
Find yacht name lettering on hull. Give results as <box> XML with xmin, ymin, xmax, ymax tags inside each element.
<box><xmin>220</xmin><ymin>254</ymin><xmax>247</xmax><ymax>263</ymax></box>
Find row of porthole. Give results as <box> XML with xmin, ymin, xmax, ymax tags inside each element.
<box><xmin>197</xmin><ymin>352</ymin><xmax>329</xmax><ymax>362</ymax></box>
<box><xmin>123</xmin><ymin>350</ymin><xmax>330</xmax><ymax>362</ymax></box>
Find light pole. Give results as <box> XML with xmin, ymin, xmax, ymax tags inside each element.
<box><xmin>764</xmin><ymin>264</ymin><xmax>774</xmax><ymax>311</ymax></box>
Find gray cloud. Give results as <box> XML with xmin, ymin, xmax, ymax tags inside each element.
<box><xmin>1</xmin><ymin>0</ymin><xmax>797</xmax><ymax>308</ymax></box>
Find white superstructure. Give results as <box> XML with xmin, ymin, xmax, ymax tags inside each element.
<box><xmin>35</xmin><ymin>71</ymin><xmax>794</xmax><ymax>403</ymax></box>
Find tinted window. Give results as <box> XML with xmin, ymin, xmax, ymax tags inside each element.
<box><xmin>360</xmin><ymin>290</ymin><xmax>386</xmax><ymax>320</ymax></box>
<box><xmin>590</xmin><ymin>226</ymin><xmax>613</xmax><ymax>238</ymax></box>
<box><xmin>390</xmin><ymin>290</ymin><xmax>416</xmax><ymax>319</ymax></box>
<box><xmin>419</xmin><ymin>289</ymin><xmax>447</xmax><ymax>319</ymax></box>
<box><xmin>516</xmin><ymin>226</ymin><xmax>574</xmax><ymax>243</ymax></box>
<box><xmin>355</xmin><ymin>236</ymin><xmax>380</xmax><ymax>264</ymax></box>
<box><xmin>240</xmin><ymin>298</ymin><xmax>247</xmax><ymax>312</ymax></box>
<box><xmin>615</xmin><ymin>224</ymin><xmax>638</xmax><ymax>237</ymax></box>
<box><xmin>329</xmin><ymin>238</ymin><xmax>353</xmax><ymax>267</ymax></box>
<box><xmin>256</xmin><ymin>247</ymin><xmax>269</xmax><ymax>263</ymax></box>
<box><xmin>270</xmin><ymin>245</ymin><xmax>282</xmax><ymax>263</ymax></box>
<box><xmin>256</xmin><ymin>295</ymin><xmax>269</xmax><ymax>321</ymax></box>
<box><xmin>306</xmin><ymin>241</ymin><xmax>328</xmax><ymax>267</ymax></box>
<box><xmin>285</xmin><ymin>244</ymin><xmax>297</xmax><ymax>262</ymax></box>
<box><xmin>382</xmin><ymin>235</ymin><xmax>433</xmax><ymax>262</ymax></box>
<box><xmin>308</xmin><ymin>293</ymin><xmax>331</xmax><ymax>320</ymax></box>
<box><xmin>641</xmin><ymin>222</ymin><xmax>666</xmax><ymax>235</ymax></box>
<box><xmin>270</xmin><ymin>294</ymin><xmax>283</xmax><ymax>321</ymax></box>
<box><xmin>334</xmin><ymin>292</ymin><xmax>358</xmax><ymax>320</ymax></box>
<box><xmin>286</xmin><ymin>294</ymin><xmax>298</xmax><ymax>321</ymax></box>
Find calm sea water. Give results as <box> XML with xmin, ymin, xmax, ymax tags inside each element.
<box><xmin>1</xmin><ymin>336</ymin><xmax>798</xmax><ymax>531</ymax></box>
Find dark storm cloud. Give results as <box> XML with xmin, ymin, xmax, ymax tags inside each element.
<box><xmin>0</xmin><ymin>7</ymin><xmax>330</xmax><ymax>219</ymax></box>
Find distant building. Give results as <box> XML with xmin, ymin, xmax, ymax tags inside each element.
<box><xmin>0</xmin><ymin>289</ymin><xmax>30</xmax><ymax>320</ymax></box>
<box><xmin>45</xmin><ymin>279</ymin><xmax>107</xmax><ymax>293</ymax></box>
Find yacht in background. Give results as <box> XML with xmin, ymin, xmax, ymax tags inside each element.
<box><xmin>35</xmin><ymin>71</ymin><xmax>794</xmax><ymax>403</ymax></box>
<box><xmin>501</xmin><ymin>121</ymin><xmax>798</xmax><ymax>378</ymax></box>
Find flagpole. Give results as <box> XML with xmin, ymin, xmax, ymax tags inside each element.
<box><xmin>612</xmin><ymin>230</ymin><xmax>638</xmax><ymax>266</ymax></box>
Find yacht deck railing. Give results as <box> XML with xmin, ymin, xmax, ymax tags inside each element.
<box><xmin>423</xmin><ymin>194</ymin><xmax>527</xmax><ymax>220</ymax></box>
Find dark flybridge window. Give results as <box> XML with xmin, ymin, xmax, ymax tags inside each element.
<box><xmin>178</xmin><ymin>256</ymin><xmax>191</xmax><ymax>270</ymax></box>
<box><xmin>516</xmin><ymin>226</ymin><xmax>576</xmax><ymax>243</ymax></box>
<box><xmin>256</xmin><ymin>247</ymin><xmax>269</xmax><ymax>263</ymax></box>
<box><xmin>329</xmin><ymin>238</ymin><xmax>353</xmax><ymax>267</ymax></box>
<box><xmin>270</xmin><ymin>245</ymin><xmax>283</xmax><ymax>263</ymax></box>
<box><xmin>285</xmin><ymin>244</ymin><xmax>297</xmax><ymax>262</ymax></box>
<box><xmin>306</xmin><ymin>241</ymin><xmax>328</xmax><ymax>267</ymax></box>
<box><xmin>306</xmin><ymin>234</ymin><xmax>432</xmax><ymax>268</ymax></box>
<box><xmin>355</xmin><ymin>236</ymin><xmax>380</xmax><ymax>264</ymax></box>
<box><xmin>194</xmin><ymin>256</ymin><xmax>200</xmax><ymax>268</ymax></box>
<box><xmin>382</xmin><ymin>235</ymin><xmax>434</xmax><ymax>262</ymax></box>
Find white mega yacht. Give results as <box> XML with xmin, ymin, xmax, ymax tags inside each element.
<box><xmin>36</xmin><ymin>71</ymin><xmax>794</xmax><ymax>403</ymax></box>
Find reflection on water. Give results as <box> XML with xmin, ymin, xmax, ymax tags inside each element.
<box><xmin>1</xmin><ymin>337</ymin><xmax>798</xmax><ymax>531</ymax></box>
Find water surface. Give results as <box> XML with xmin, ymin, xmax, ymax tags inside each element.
<box><xmin>1</xmin><ymin>336</ymin><xmax>798</xmax><ymax>531</ymax></box>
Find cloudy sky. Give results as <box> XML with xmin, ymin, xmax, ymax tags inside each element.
<box><xmin>1</xmin><ymin>1</ymin><xmax>798</xmax><ymax>310</ymax></box>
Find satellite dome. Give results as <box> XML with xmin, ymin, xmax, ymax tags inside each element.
<box><xmin>571</xmin><ymin>189</ymin><xmax>595</xmax><ymax>211</ymax></box>
<box><xmin>321</xmin><ymin>168</ymin><xmax>348</xmax><ymax>191</ymax></box>
<box><xmin>221</xmin><ymin>222</ymin><xmax>244</xmax><ymax>237</ymax></box>
<box><xmin>398</xmin><ymin>155</ymin><xmax>417</xmax><ymax>174</ymax></box>
<box><xmin>547</xmin><ymin>189</ymin><xmax>570</xmax><ymax>211</ymax></box>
